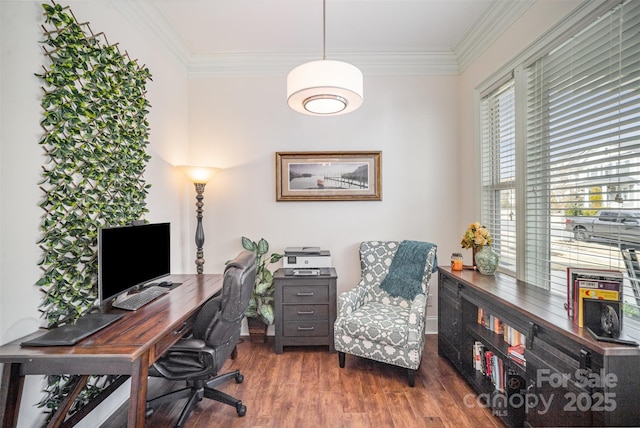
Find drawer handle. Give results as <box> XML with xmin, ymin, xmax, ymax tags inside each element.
<box><xmin>174</xmin><ymin>322</ymin><xmax>189</xmax><ymax>336</ymax></box>
<box><xmin>296</xmin><ymin>292</ymin><xmax>314</xmax><ymax>296</ymax></box>
<box><xmin>297</xmin><ymin>310</ymin><xmax>315</xmax><ymax>315</ymax></box>
<box><xmin>297</xmin><ymin>326</ymin><xmax>315</xmax><ymax>331</ymax></box>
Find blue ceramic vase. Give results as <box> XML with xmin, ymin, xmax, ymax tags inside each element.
<box><xmin>475</xmin><ymin>245</ymin><xmax>499</xmax><ymax>275</ymax></box>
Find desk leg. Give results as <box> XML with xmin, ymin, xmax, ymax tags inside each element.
<box><xmin>128</xmin><ymin>352</ymin><xmax>150</xmax><ymax>427</ymax></box>
<box><xmin>46</xmin><ymin>375</ymin><xmax>89</xmax><ymax>428</ymax></box>
<box><xmin>1</xmin><ymin>363</ymin><xmax>24</xmax><ymax>428</ymax></box>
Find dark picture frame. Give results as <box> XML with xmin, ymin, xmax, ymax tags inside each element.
<box><xmin>275</xmin><ymin>151</ymin><xmax>382</xmax><ymax>201</ymax></box>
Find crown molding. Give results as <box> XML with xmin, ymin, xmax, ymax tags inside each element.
<box><xmin>188</xmin><ymin>50</ymin><xmax>460</xmax><ymax>77</ymax></box>
<box><xmin>453</xmin><ymin>0</ymin><xmax>535</xmax><ymax>73</ymax></box>
<box><xmin>111</xmin><ymin>0</ymin><xmax>192</xmax><ymax>70</ymax></box>
<box><xmin>113</xmin><ymin>0</ymin><xmax>530</xmax><ymax>77</ymax></box>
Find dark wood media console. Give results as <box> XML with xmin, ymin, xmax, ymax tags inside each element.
<box><xmin>438</xmin><ymin>267</ymin><xmax>640</xmax><ymax>427</ymax></box>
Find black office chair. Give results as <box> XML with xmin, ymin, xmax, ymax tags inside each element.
<box><xmin>146</xmin><ymin>250</ymin><xmax>257</xmax><ymax>427</ymax></box>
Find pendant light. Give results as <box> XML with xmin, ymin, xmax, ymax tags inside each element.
<box><xmin>287</xmin><ymin>0</ymin><xmax>363</xmax><ymax>116</ymax></box>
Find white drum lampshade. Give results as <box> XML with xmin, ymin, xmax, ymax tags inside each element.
<box><xmin>287</xmin><ymin>60</ymin><xmax>363</xmax><ymax>116</ymax></box>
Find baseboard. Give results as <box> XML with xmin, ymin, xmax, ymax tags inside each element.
<box><xmin>425</xmin><ymin>315</ymin><xmax>438</xmax><ymax>335</ymax></box>
<box><xmin>240</xmin><ymin>322</ymin><xmax>275</xmax><ymax>336</ymax></box>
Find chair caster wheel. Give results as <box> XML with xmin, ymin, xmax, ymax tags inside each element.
<box><xmin>237</xmin><ymin>404</ymin><xmax>247</xmax><ymax>417</ymax></box>
<box><xmin>235</xmin><ymin>373</ymin><xmax>244</xmax><ymax>384</ymax></box>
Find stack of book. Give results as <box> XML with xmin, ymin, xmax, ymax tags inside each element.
<box><xmin>477</xmin><ymin>307</ymin><xmax>526</xmax><ymax>347</ymax></box>
<box><xmin>477</xmin><ymin>308</ymin><xmax>504</xmax><ymax>334</ymax></box>
<box><xmin>473</xmin><ymin>341</ymin><xmax>506</xmax><ymax>392</ymax></box>
<box><xmin>566</xmin><ymin>267</ymin><xmax>623</xmax><ymax>327</ymax></box>
<box><xmin>508</xmin><ymin>344</ymin><xmax>526</xmax><ymax>367</ymax></box>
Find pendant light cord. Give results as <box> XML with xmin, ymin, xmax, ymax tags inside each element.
<box><xmin>322</xmin><ymin>0</ymin><xmax>327</xmax><ymax>60</ymax></box>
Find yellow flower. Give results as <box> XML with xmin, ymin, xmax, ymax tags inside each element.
<box><xmin>461</xmin><ymin>222</ymin><xmax>492</xmax><ymax>249</ymax></box>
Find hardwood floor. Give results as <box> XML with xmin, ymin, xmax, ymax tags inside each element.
<box><xmin>103</xmin><ymin>335</ymin><xmax>503</xmax><ymax>428</ymax></box>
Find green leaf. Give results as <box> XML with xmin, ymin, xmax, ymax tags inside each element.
<box><xmin>241</xmin><ymin>237</ymin><xmax>256</xmax><ymax>252</ymax></box>
<box><xmin>269</xmin><ymin>253</ymin><xmax>283</xmax><ymax>263</ymax></box>
<box><xmin>261</xmin><ymin>304</ymin><xmax>275</xmax><ymax>325</ymax></box>
<box><xmin>244</xmin><ymin>307</ymin><xmax>259</xmax><ymax>319</ymax></box>
<box><xmin>256</xmin><ymin>238</ymin><xmax>269</xmax><ymax>256</ymax></box>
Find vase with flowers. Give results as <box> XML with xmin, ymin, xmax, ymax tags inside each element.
<box><xmin>460</xmin><ymin>222</ymin><xmax>499</xmax><ymax>275</ymax></box>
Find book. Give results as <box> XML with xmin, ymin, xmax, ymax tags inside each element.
<box><xmin>494</xmin><ymin>357</ymin><xmax>505</xmax><ymax>392</ymax></box>
<box><xmin>503</xmin><ymin>324</ymin><xmax>525</xmax><ymax>346</ymax></box>
<box><xmin>566</xmin><ymin>267</ymin><xmax>623</xmax><ymax>324</ymax></box>
<box><xmin>473</xmin><ymin>341</ymin><xmax>484</xmax><ymax>371</ymax></box>
<box><xmin>575</xmin><ymin>280</ymin><xmax>621</xmax><ymax>327</ymax></box>
<box><xmin>494</xmin><ymin>317</ymin><xmax>504</xmax><ymax>334</ymax></box>
<box><xmin>484</xmin><ymin>350</ymin><xmax>494</xmax><ymax>377</ymax></box>
<box><xmin>508</xmin><ymin>344</ymin><xmax>526</xmax><ymax>367</ymax></box>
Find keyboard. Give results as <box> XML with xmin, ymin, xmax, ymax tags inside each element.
<box><xmin>112</xmin><ymin>286</ymin><xmax>169</xmax><ymax>311</ymax></box>
<box><xmin>21</xmin><ymin>313</ymin><xmax>125</xmax><ymax>347</ymax></box>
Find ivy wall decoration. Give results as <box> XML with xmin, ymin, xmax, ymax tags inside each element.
<box><xmin>36</xmin><ymin>1</ymin><xmax>152</xmax><ymax>421</ymax></box>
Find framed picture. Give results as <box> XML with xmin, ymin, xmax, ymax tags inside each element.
<box><xmin>276</xmin><ymin>151</ymin><xmax>382</xmax><ymax>201</ymax></box>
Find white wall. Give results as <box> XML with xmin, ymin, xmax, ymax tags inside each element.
<box><xmin>0</xmin><ymin>1</ymin><xmax>189</xmax><ymax>426</ymax></box>
<box><xmin>186</xmin><ymin>74</ymin><xmax>460</xmax><ymax>310</ymax></box>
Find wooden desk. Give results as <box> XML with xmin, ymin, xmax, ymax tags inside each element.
<box><xmin>0</xmin><ymin>274</ymin><xmax>222</xmax><ymax>428</ymax></box>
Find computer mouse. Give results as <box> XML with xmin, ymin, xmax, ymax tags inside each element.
<box><xmin>158</xmin><ymin>281</ymin><xmax>173</xmax><ymax>287</ymax></box>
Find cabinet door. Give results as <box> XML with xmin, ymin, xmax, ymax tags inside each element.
<box><xmin>525</xmin><ymin>350</ymin><xmax>592</xmax><ymax>427</ymax></box>
<box><xmin>438</xmin><ymin>273</ymin><xmax>462</xmax><ymax>368</ymax></box>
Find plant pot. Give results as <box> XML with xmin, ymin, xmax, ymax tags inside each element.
<box><xmin>474</xmin><ymin>245</ymin><xmax>499</xmax><ymax>275</ymax></box>
<box><xmin>247</xmin><ymin>316</ymin><xmax>267</xmax><ymax>344</ymax></box>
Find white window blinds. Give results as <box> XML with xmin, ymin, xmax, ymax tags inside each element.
<box><xmin>481</xmin><ymin>80</ymin><xmax>517</xmax><ymax>273</ymax></box>
<box><xmin>524</xmin><ymin>0</ymin><xmax>640</xmax><ymax>287</ymax></box>
<box><xmin>523</xmin><ymin>0</ymin><xmax>640</xmax><ymax>324</ymax></box>
<box><xmin>479</xmin><ymin>0</ymin><xmax>640</xmax><ymax>327</ymax></box>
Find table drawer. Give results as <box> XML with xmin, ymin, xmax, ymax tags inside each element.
<box><xmin>283</xmin><ymin>304</ymin><xmax>329</xmax><ymax>321</ymax></box>
<box><xmin>284</xmin><ymin>321</ymin><xmax>329</xmax><ymax>337</ymax></box>
<box><xmin>152</xmin><ymin>319</ymin><xmax>193</xmax><ymax>361</ymax></box>
<box><xmin>283</xmin><ymin>285</ymin><xmax>328</xmax><ymax>303</ymax></box>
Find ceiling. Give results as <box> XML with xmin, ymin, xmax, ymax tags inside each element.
<box><xmin>114</xmin><ymin>0</ymin><xmax>535</xmax><ymax>76</ymax></box>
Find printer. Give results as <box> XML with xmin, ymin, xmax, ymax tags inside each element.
<box><xmin>283</xmin><ymin>247</ymin><xmax>331</xmax><ymax>276</ymax></box>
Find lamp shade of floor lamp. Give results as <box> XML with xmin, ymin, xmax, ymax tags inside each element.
<box><xmin>178</xmin><ymin>166</ymin><xmax>220</xmax><ymax>274</ymax></box>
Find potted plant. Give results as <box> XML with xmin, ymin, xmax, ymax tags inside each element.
<box><xmin>241</xmin><ymin>237</ymin><xmax>283</xmax><ymax>343</ymax></box>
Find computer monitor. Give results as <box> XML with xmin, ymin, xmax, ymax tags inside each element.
<box><xmin>98</xmin><ymin>222</ymin><xmax>171</xmax><ymax>306</ymax></box>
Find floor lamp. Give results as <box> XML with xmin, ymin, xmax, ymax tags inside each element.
<box><xmin>179</xmin><ymin>166</ymin><xmax>219</xmax><ymax>274</ymax></box>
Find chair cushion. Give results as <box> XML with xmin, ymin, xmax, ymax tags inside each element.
<box><xmin>341</xmin><ymin>301</ymin><xmax>410</xmax><ymax>347</ymax></box>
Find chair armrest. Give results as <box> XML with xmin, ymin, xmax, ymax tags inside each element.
<box><xmin>151</xmin><ymin>339</ymin><xmax>217</xmax><ymax>380</ymax></box>
<box><xmin>168</xmin><ymin>338</ymin><xmax>208</xmax><ymax>351</ymax></box>
<box><xmin>406</xmin><ymin>293</ymin><xmax>428</xmax><ymax>343</ymax></box>
<box><xmin>337</xmin><ymin>281</ymin><xmax>367</xmax><ymax>315</ymax></box>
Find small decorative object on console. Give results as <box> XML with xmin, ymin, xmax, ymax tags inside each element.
<box><xmin>474</xmin><ymin>245</ymin><xmax>499</xmax><ymax>275</ymax></box>
<box><xmin>460</xmin><ymin>222</ymin><xmax>498</xmax><ymax>274</ymax></box>
<box><xmin>451</xmin><ymin>253</ymin><xmax>463</xmax><ymax>271</ymax></box>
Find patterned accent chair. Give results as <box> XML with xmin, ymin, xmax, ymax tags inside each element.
<box><xmin>334</xmin><ymin>241</ymin><xmax>437</xmax><ymax>386</ymax></box>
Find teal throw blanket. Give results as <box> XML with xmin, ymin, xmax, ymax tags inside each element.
<box><xmin>380</xmin><ymin>240</ymin><xmax>437</xmax><ymax>300</ymax></box>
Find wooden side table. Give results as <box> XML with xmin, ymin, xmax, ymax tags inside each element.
<box><xmin>273</xmin><ymin>268</ymin><xmax>337</xmax><ymax>354</ymax></box>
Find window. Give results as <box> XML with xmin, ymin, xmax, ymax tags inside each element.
<box><xmin>479</xmin><ymin>0</ymin><xmax>640</xmax><ymax>330</ymax></box>
<box><xmin>481</xmin><ymin>80</ymin><xmax>516</xmax><ymax>273</ymax></box>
